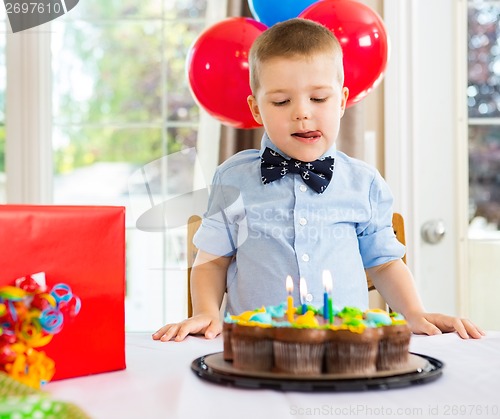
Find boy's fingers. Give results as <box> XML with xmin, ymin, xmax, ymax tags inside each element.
<box><xmin>153</xmin><ymin>316</ymin><xmax>222</xmax><ymax>342</ymax></box>
<box><xmin>175</xmin><ymin>317</ymin><xmax>212</xmax><ymax>341</ymax></box>
<box><xmin>152</xmin><ymin>325</ymin><xmax>172</xmax><ymax>340</ymax></box>
<box><xmin>174</xmin><ymin>327</ymin><xmax>190</xmax><ymax>342</ymax></box>
<box><xmin>152</xmin><ymin>326</ymin><xmax>166</xmax><ymax>339</ymax></box>
<box><xmin>160</xmin><ymin>325</ymin><xmax>180</xmax><ymax>342</ymax></box>
<box><xmin>422</xmin><ymin>321</ymin><xmax>442</xmax><ymax>336</ymax></box>
<box><xmin>451</xmin><ymin>319</ymin><xmax>469</xmax><ymax>339</ymax></box>
<box><xmin>204</xmin><ymin>322</ymin><xmax>222</xmax><ymax>339</ymax></box>
<box><xmin>462</xmin><ymin>319</ymin><xmax>485</xmax><ymax>339</ymax></box>
<box><xmin>411</xmin><ymin>317</ymin><xmax>441</xmax><ymax>336</ymax></box>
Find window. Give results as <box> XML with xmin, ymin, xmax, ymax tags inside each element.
<box><xmin>51</xmin><ymin>1</ymin><xmax>222</xmax><ymax>331</ymax></box>
<box><xmin>3</xmin><ymin>1</ymin><xmax>224</xmax><ymax>331</ymax></box>
<box><xmin>468</xmin><ymin>0</ymin><xmax>500</xmax><ymax>232</ymax></box>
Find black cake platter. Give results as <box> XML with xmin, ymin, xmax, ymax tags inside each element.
<box><xmin>191</xmin><ymin>352</ymin><xmax>443</xmax><ymax>392</ymax></box>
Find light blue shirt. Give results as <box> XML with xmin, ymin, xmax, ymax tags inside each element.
<box><xmin>194</xmin><ymin>133</ymin><xmax>406</xmax><ymax>314</ymax></box>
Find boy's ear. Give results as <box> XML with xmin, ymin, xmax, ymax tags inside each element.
<box><xmin>247</xmin><ymin>95</ymin><xmax>263</xmax><ymax>124</ymax></box>
<box><xmin>340</xmin><ymin>87</ymin><xmax>349</xmax><ymax>117</ymax></box>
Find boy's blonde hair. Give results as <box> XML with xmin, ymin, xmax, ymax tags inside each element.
<box><xmin>249</xmin><ymin>18</ymin><xmax>344</xmax><ymax>94</ymax></box>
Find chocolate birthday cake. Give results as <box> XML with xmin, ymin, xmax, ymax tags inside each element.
<box><xmin>223</xmin><ymin>304</ymin><xmax>411</xmax><ymax>376</ymax></box>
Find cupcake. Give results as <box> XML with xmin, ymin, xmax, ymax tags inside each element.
<box><xmin>369</xmin><ymin>311</ymin><xmax>411</xmax><ymax>371</ymax></box>
<box><xmin>231</xmin><ymin>322</ymin><xmax>274</xmax><ymax>372</ymax></box>
<box><xmin>222</xmin><ymin>314</ymin><xmax>235</xmax><ymax>362</ymax></box>
<box><xmin>272</xmin><ymin>311</ymin><xmax>327</xmax><ymax>375</ymax></box>
<box><xmin>324</xmin><ymin>317</ymin><xmax>382</xmax><ymax>375</ymax></box>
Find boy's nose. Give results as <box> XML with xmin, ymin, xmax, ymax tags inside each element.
<box><xmin>293</xmin><ymin>104</ymin><xmax>311</xmax><ymax>120</ymax></box>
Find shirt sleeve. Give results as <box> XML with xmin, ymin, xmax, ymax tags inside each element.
<box><xmin>192</xmin><ymin>170</ymin><xmax>243</xmax><ymax>257</ymax></box>
<box><xmin>357</xmin><ymin>170</ymin><xmax>406</xmax><ymax>268</ymax></box>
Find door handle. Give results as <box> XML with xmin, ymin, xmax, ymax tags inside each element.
<box><xmin>421</xmin><ymin>219</ymin><xmax>446</xmax><ymax>244</ymax></box>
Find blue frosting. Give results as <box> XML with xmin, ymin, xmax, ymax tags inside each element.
<box><xmin>365</xmin><ymin>311</ymin><xmax>392</xmax><ymax>326</ymax></box>
<box><xmin>265</xmin><ymin>302</ymin><xmax>287</xmax><ymax>318</ymax></box>
<box><xmin>224</xmin><ymin>312</ymin><xmax>236</xmax><ymax>323</ymax></box>
<box><xmin>271</xmin><ymin>320</ymin><xmax>292</xmax><ymax>327</ymax></box>
<box><xmin>249</xmin><ymin>312</ymin><xmax>273</xmax><ymax>324</ymax></box>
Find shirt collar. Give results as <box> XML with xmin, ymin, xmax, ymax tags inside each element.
<box><xmin>259</xmin><ymin>132</ymin><xmax>337</xmax><ymax>161</ymax></box>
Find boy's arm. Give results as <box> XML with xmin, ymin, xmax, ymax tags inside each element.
<box><xmin>191</xmin><ymin>250</ymin><xmax>230</xmax><ymax>318</ymax></box>
<box><xmin>367</xmin><ymin>259</ymin><xmax>484</xmax><ymax>339</ymax></box>
<box><xmin>152</xmin><ymin>250</ymin><xmax>230</xmax><ymax>342</ymax></box>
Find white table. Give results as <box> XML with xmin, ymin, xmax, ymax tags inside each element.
<box><xmin>46</xmin><ymin>331</ymin><xmax>500</xmax><ymax>419</ymax></box>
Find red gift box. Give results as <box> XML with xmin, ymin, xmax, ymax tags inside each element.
<box><xmin>0</xmin><ymin>205</ymin><xmax>126</xmax><ymax>380</ymax></box>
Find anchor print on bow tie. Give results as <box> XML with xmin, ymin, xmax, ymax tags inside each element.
<box><xmin>260</xmin><ymin>147</ymin><xmax>334</xmax><ymax>194</ymax></box>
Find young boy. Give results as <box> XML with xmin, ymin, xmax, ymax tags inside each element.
<box><xmin>153</xmin><ymin>18</ymin><xmax>483</xmax><ymax>342</ymax></box>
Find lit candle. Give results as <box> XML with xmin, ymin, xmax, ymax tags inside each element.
<box><xmin>299</xmin><ymin>277</ymin><xmax>308</xmax><ymax>315</ymax></box>
<box><xmin>286</xmin><ymin>275</ymin><xmax>294</xmax><ymax>323</ymax></box>
<box><xmin>322</xmin><ymin>270</ymin><xmax>332</xmax><ymax>320</ymax></box>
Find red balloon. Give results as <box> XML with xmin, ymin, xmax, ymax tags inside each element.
<box><xmin>300</xmin><ymin>0</ymin><xmax>389</xmax><ymax>106</ymax></box>
<box><xmin>187</xmin><ymin>17</ymin><xmax>267</xmax><ymax>129</ymax></box>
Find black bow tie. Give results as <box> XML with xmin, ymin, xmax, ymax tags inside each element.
<box><xmin>260</xmin><ymin>147</ymin><xmax>334</xmax><ymax>194</ymax></box>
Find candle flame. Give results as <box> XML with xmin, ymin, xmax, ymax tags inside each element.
<box><xmin>286</xmin><ymin>275</ymin><xmax>293</xmax><ymax>293</ymax></box>
<box><xmin>322</xmin><ymin>270</ymin><xmax>333</xmax><ymax>292</ymax></box>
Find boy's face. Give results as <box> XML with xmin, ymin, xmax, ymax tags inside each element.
<box><xmin>247</xmin><ymin>53</ymin><xmax>349</xmax><ymax>162</ymax></box>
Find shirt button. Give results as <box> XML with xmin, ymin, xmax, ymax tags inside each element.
<box><xmin>299</xmin><ymin>217</ymin><xmax>307</xmax><ymax>226</ymax></box>
<box><xmin>302</xmin><ymin>253</ymin><xmax>310</xmax><ymax>262</ymax></box>
<box><xmin>306</xmin><ymin>293</ymin><xmax>313</xmax><ymax>302</ymax></box>
<box><xmin>299</xmin><ymin>185</ymin><xmax>307</xmax><ymax>192</ymax></box>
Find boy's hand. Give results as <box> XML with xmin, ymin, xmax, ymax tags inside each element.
<box><xmin>152</xmin><ymin>314</ymin><xmax>222</xmax><ymax>342</ymax></box>
<box><xmin>406</xmin><ymin>312</ymin><xmax>485</xmax><ymax>339</ymax></box>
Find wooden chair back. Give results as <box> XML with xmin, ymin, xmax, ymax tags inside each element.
<box><xmin>187</xmin><ymin>215</ymin><xmax>202</xmax><ymax>319</ymax></box>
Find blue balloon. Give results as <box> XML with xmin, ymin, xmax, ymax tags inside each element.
<box><xmin>248</xmin><ymin>0</ymin><xmax>319</xmax><ymax>27</ymax></box>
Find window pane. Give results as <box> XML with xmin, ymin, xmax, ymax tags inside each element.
<box><xmin>469</xmin><ymin>125</ymin><xmax>500</xmax><ymax>230</ymax></box>
<box><xmin>53</xmin><ymin>126</ymin><xmax>162</xmax><ymax>205</ymax></box>
<box><xmin>467</xmin><ymin>1</ymin><xmax>500</xmax><ymax>117</ymax></box>
<box><xmin>165</xmin><ymin>0</ymin><xmax>207</xmax><ymax>20</ymax></box>
<box><xmin>52</xmin><ymin>21</ymin><xmax>163</xmax><ymax>125</ymax></box>
<box><xmin>468</xmin><ymin>0</ymin><xmax>500</xmax><ymax>232</ymax></box>
<box><xmin>68</xmin><ymin>0</ymin><xmax>207</xmax><ymax>20</ymax></box>
<box><xmin>166</xmin><ymin>126</ymin><xmax>198</xmax><ymax>154</ymax></box>
<box><xmin>165</xmin><ymin>21</ymin><xmax>204</xmax><ymax>122</ymax></box>
<box><xmin>68</xmin><ymin>0</ymin><xmax>163</xmax><ymax>20</ymax></box>
<box><xmin>52</xmin><ymin>2</ymin><xmax>209</xmax><ymax>331</ymax></box>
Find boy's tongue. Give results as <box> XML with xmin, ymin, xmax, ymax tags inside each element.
<box><xmin>293</xmin><ymin>131</ymin><xmax>321</xmax><ymax>139</ymax></box>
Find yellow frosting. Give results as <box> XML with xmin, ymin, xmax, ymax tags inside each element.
<box><xmin>294</xmin><ymin>310</ymin><xmax>319</xmax><ymax>328</ymax></box>
<box><xmin>231</xmin><ymin>306</ymin><xmax>265</xmax><ymax>322</ymax></box>
<box><xmin>232</xmin><ymin>320</ymin><xmax>273</xmax><ymax>328</ymax></box>
<box><xmin>327</xmin><ymin>323</ymin><xmax>367</xmax><ymax>334</ymax></box>
<box><xmin>366</xmin><ymin>308</ymin><xmax>387</xmax><ymax>314</ymax></box>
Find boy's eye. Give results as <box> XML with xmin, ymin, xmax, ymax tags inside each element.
<box><xmin>311</xmin><ymin>97</ymin><xmax>327</xmax><ymax>103</ymax></box>
<box><xmin>272</xmin><ymin>100</ymin><xmax>289</xmax><ymax>106</ymax></box>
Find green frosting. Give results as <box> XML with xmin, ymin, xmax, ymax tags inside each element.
<box><xmin>390</xmin><ymin>312</ymin><xmax>405</xmax><ymax>320</ymax></box>
<box><xmin>296</xmin><ymin>305</ymin><xmax>323</xmax><ymax>315</ymax></box>
<box><xmin>342</xmin><ymin>317</ymin><xmax>364</xmax><ymax>327</ymax></box>
<box><xmin>339</xmin><ymin>306</ymin><xmax>363</xmax><ymax>318</ymax></box>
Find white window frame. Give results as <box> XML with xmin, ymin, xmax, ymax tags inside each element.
<box><xmin>6</xmin><ymin>27</ymin><xmax>53</xmax><ymax>203</ymax></box>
